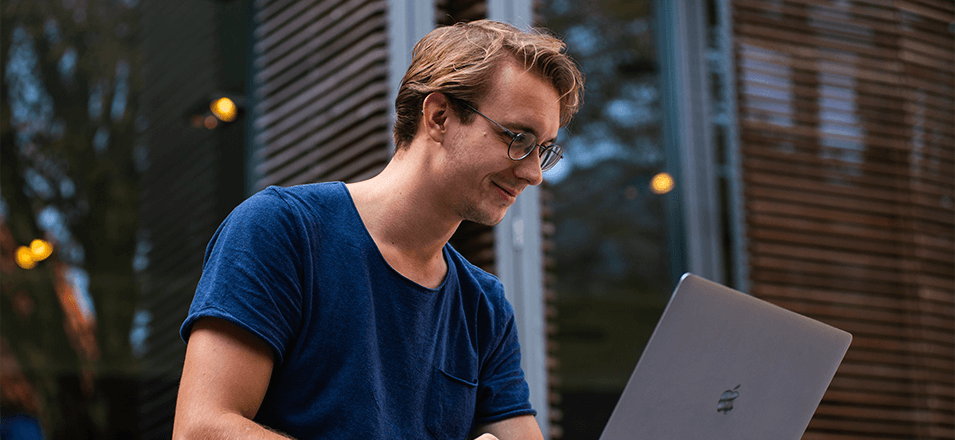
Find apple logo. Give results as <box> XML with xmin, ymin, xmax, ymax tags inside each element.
<box><xmin>717</xmin><ymin>385</ymin><xmax>741</xmax><ymax>414</ymax></box>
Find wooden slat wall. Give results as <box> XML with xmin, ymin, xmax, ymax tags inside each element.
<box><xmin>251</xmin><ymin>0</ymin><xmax>391</xmax><ymax>188</ymax></box>
<box><xmin>733</xmin><ymin>1</ymin><xmax>954</xmax><ymax>439</ymax></box>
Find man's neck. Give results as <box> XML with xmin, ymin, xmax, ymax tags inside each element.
<box><xmin>345</xmin><ymin>154</ymin><xmax>460</xmax><ymax>289</ymax></box>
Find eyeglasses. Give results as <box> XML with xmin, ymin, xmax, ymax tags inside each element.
<box><xmin>462</xmin><ymin>104</ymin><xmax>563</xmax><ymax>172</ymax></box>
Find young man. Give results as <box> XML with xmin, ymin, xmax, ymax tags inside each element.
<box><xmin>173</xmin><ymin>20</ymin><xmax>583</xmax><ymax>440</ymax></box>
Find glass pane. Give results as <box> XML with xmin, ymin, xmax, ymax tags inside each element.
<box><xmin>542</xmin><ymin>1</ymin><xmax>676</xmax><ymax>438</ymax></box>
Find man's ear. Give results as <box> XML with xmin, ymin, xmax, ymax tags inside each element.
<box><xmin>422</xmin><ymin>92</ymin><xmax>451</xmax><ymax>143</ymax></box>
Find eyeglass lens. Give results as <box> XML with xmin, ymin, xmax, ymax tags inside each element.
<box><xmin>509</xmin><ymin>132</ymin><xmax>562</xmax><ymax>171</ymax></box>
<box><xmin>461</xmin><ymin>101</ymin><xmax>563</xmax><ymax>171</ymax></box>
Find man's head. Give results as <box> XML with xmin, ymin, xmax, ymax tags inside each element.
<box><xmin>393</xmin><ymin>20</ymin><xmax>583</xmax><ymax>150</ymax></box>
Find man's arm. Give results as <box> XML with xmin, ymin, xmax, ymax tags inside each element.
<box><xmin>471</xmin><ymin>415</ymin><xmax>545</xmax><ymax>440</ymax></box>
<box><xmin>173</xmin><ymin>317</ymin><xmax>292</xmax><ymax>440</ymax></box>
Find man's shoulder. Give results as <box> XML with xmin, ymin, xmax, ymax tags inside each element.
<box><xmin>254</xmin><ymin>181</ymin><xmax>346</xmax><ymax>207</ymax></box>
<box><xmin>447</xmin><ymin>246</ymin><xmax>499</xmax><ymax>284</ymax></box>
<box><xmin>213</xmin><ymin>182</ymin><xmax>354</xmax><ymax>243</ymax></box>
<box><xmin>234</xmin><ymin>182</ymin><xmax>347</xmax><ymax>220</ymax></box>
<box><xmin>446</xmin><ymin>245</ymin><xmax>509</xmax><ymax>307</ymax></box>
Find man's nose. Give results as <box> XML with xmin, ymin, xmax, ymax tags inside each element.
<box><xmin>514</xmin><ymin>151</ymin><xmax>544</xmax><ymax>186</ymax></box>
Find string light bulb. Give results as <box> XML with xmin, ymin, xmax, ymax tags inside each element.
<box><xmin>30</xmin><ymin>239</ymin><xmax>53</xmax><ymax>260</ymax></box>
<box><xmin>15</xmin><ymin>246</ymin><xmax>37</xmax><ymax>269</ymax></box>
<box><xmin>650</xmin><ymin>172</ymin><xmax>675</xmax><ymax>195</ymax></box>
<box><xmin>14</xmin><ymin>239</ymin><xmax>53</xmax><ymax>269</ymax></box>
<box><xmin>210</xmin><ymin>97</ymin><xmax>238</xmax><ymax>122</ymax></box>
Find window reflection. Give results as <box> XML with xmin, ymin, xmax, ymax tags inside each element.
<box><xmin>543</xmin><ymin>1</ymin><xmax>673</xmax><ymax>438</ymax></box>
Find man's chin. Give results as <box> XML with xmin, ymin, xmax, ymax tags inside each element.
<box><xmin>484</xmin><ymin>216</ymin><xmax>506</xmax><ymax>226</ymax></box>
<box><xmin>460</xmin><ymin>206</ymin><xmax>509</xmax><ymax>227</ymax></box>
<box><xmin>470</xmin><ymin>214</ymin><xmax>506</xmax><ymax>227</ymax></box>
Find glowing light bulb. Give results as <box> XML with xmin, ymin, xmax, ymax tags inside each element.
<box><xmin>30</xmin><ymin>239</ymin><xmax>53</xmax><ymax>261</ymax></box>
<box><xmin>650</xmin><ymin>172</ymin><xmax>675</xmax><ymax>195</ymax></box>
<box><xmin>210</xmin><ymin>97</ymin><xmax>238</xmax><ymax>122</ymax></box>
<box><xmin>15</xmin><ymin>246</ymin><xmax>37</xmax><ymax>269</ymax></box>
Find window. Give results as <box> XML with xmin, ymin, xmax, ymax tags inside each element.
<box><xmin>542</xmin><ymin>1</ymin><xmax>676</xmax><ymax>437</ymax></box>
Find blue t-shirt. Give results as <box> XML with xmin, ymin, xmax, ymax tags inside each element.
<box><xmin>181</xmin><ymin>182</ymin><xmax>535</xmax><ymax>439</ymax></box>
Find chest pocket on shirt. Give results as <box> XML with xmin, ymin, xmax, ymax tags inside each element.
<box><xmin>427</xmin><ymin>368</ymin><xmax>477</xmax><ymax>440</ymax></box>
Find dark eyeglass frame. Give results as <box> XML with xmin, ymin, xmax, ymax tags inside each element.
<box><xmin>461</xmin><ymin>103</ymin><xmax>563</xmax><ymax>172</ymax></box>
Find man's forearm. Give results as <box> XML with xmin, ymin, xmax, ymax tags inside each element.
<box><xmin>173</xmin><ymin>412</ymin><xmax>294</xmax><ymax>440</ymax></box>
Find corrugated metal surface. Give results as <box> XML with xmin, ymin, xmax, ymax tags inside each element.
<box><xmin>733</xmin><ymin>1</ymin><xmax>955</xmax><ymax>438</ymax></box>
<box><xmin>137</xmin><ymin>0</ymin><xmax>250</xmax><ymax>437</ymax></box>
<box><xmin>137</xmin><ymin>0</ymin><xmax>235</xmax><ymax>437</ymax></box>
<box><xmin>251</xmin><ymin>0</ymin><xmax>391</xmax><ymax>188</ymax></box>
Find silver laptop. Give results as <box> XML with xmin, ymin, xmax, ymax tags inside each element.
<box><xmin>599</xmin><ymin>273</ymin><xmax>852</xmax><ymax>440</ymax></box>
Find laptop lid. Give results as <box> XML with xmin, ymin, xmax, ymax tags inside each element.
<box><xmin>598</xmin><ymin>273</ymin><xmax>852</xmax><ymax>440</ymax></box>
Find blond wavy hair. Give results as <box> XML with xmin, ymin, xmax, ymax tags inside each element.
<box><xmin>393</xmin><ymin>19</ymin><xmax>584</xmax><ymax>149</ymax></box>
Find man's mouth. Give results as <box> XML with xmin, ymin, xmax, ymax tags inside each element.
<box><xmin>494</xmin><ymin>182</ymin><xmax>518</xmax><ymax>199</ymax></box>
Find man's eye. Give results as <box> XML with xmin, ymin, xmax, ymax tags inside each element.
<box><xmin>513</xmin><ymin>132</ymin><xmax>535</xmax><ymax>146</ymax></box>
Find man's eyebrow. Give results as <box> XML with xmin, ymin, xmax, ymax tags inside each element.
<box><xmin>505</xmin><ymin>122</ymin><xmax>557</xmax><ymax>145</ymax></box>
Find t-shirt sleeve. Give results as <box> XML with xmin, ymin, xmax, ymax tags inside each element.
<box><xmin>474</xmin><ymin>288</ymin><xmax>537</xmax><ymax>424</ymax></box>
<box><xmin>180</xmin><ymin>188</ymin><xmax>307</xmax><ymax>366</ymax></box>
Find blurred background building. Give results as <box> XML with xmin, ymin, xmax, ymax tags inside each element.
<box><xmin>1</xmin><ymin>0</ymin><xmax>952</xmax><ymax>439</ymax></box>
